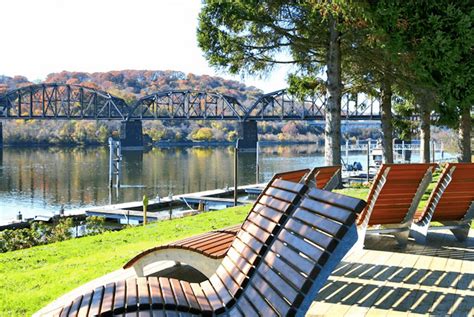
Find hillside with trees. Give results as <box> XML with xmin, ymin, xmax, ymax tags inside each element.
<box><xmin>0</xmin><ymin>71</ymin><xmax>267</xmax><ymax>145</ymax></box>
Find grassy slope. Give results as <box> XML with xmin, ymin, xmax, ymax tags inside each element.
<box><xmin>0</xmin><ymin>206</ymin><xmax>249</xmax><ymax>316</ymax></box>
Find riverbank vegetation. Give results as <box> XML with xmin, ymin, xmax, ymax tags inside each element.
<box><xmin>0</xmin><ymin>216</ymin><xmax>107</xmax><ymax>253</ymax></box>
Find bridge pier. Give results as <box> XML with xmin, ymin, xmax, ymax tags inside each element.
<box><xmin>0</xmin><ymin>121</ymin><xmax>3</xmax><ymax>148</ymax></box>
<box><xmin>120</xmin><ymin>120</ymin><xmax>144</xmax><ymax>150</ymax></box>
<box><xmin>238</xmin><ymin>121</ymin><xmax>258</xmax><ymax>150</ymax></box>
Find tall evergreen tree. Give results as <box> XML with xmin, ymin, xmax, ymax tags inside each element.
<box><xmin>197</xmin><ymin>1</ymin><xmax>372</xmax><ymax>178</ymax></box>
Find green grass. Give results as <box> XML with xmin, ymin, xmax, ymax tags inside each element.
<box><xmin>0</xmin><ymin>205</ymin><xmax>249</xmax><ymax>316</ymax></box>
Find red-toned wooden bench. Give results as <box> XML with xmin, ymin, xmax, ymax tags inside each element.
<box><xmin>356</xmin><ymin>163</ymin><xmax>437</xmax><ymax>247</ymax></box>
<box><xmin>411</xmin><ymin>162</ymin><xmax>474</xmax><ymax>242</ymax></box>
<box><xmin>123</xmin><ymin>166</ymin><xmax>340</xmax><ymax>278</ymax></box>
<box><xmin>249</xmin><ymin>165</ymin><xmax>341</xmax><ymax>194</ymax></box>
<box><xmin>53</xmin><ymin>172</ymin><xmax>365</xmax><ymax>316</ymax></box>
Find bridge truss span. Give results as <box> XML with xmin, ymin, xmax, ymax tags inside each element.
<box><xmin>0</xmin><ymin>84</ymin><xmax>382</xmax><ymax>121</ymax></box>
<box><xmin>0</xmin><ymin>83</ymin><xmax>129</xmax><ymax>120</ymax></box>
<box><xmin>127</xmin><ymin>90</ymin><xmax>248</xmax><ymax>121</ymax></box>
<box><xmin>244</xmin><ymin>89</ymin><xmax>380</xmax><ymax>121</ymax></box>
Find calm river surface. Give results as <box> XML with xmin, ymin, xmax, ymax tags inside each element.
<box><xmin>0</xmin><ymin>144</ymin><xmax>447</xmax><ymax>221</ymax></box>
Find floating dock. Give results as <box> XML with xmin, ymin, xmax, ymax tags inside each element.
<box><xmin>82</xmin><ymin>184</ymin><xmax>263</xmax><ymax>224</ymax></box>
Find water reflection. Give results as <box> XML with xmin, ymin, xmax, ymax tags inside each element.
<box><xmin>0</xmin><ymin>144</ymin><xmax>436</xmax><ymax>221</ymax></box>
<box><xmin>0</xmin><ymin>146</ymin><xmax>274</xmax><ymax>220</ymax></box>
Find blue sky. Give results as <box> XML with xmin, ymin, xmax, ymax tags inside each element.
<box><xmin>0</xmin><ymin>0</ymin><xmax>289</xmax><ymax>92</ymax></box>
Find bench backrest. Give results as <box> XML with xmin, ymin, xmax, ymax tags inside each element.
<box><xmin>358</xmin><ymin>163</ymin><xmax>436</xmax><ymax>226</ymax></box>
<box><xmin>274</xmin><ymin>168</ymin><xmax>311</xmax><ymax>183</ymax></box>
<box><xmin>308</xmin><ymin>165</ymin><xmax>341</xmax><ymax>190</ymax></box>
<box><xmin>204</xmin><ymin>176</ymin><xmax>306</xmax><ymax>310</ymax></box>
<box><xmin>228</xmin><ymin>187</ymin><xmax>365</xmax><ymax>315</ymax></box>
<box><xmin>416</xmin><ymin>163</ymin><xmax>474</xmax><ymax>222</ymax></box>
<box><xmin>207</xmin><ymin>173</ymin><xmax>365</xmax><ymax>315</ymax></box>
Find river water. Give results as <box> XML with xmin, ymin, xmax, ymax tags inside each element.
<box><xmin>0</xmin><ymin>144</ymin><xmax>453</xmax><ymax>221</ymax></box>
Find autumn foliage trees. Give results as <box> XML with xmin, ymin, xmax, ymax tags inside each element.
<box><xmin>0</xmin><ymin>70</ymin><xmax>263</xmax><ymax>145</ymax></box>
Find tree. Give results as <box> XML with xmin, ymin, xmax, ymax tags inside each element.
<box><xmin>191</xmin><ymin>127</ymin><xmax>213</xmax><ymax>141</ymax></box>
<box><xmin>372</xmin><ymin>0</ymin><xmax>473</xmax><ymax>162</ymax></box>
<box><xmin>197</xmin><ymin>1</ymin><xmax>372</xmax><ymax>177</ymax></box>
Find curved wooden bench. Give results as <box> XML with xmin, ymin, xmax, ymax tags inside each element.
<box><xmin>54</xmin><ymin>174</ymin><xmax>365</xmax><ymax>316</ymax></box>
<box><xmin>411</xmin><ymin>162</ymin><xmax>474</xmax><ymax>242</ymax></box>
<box><xmin>124</xmin><ymin>226</ymin><xmax>240</xmax><ymax>277</ymax></box>
<box><xmin>357</xmin><ymin>163</ymin><xmax>437</xmax><ymax>247</ymax></box>
<box><xmin>122</xmin><ymin>168</ymin><xmax>312</xmax><ymax>277</ymax></box>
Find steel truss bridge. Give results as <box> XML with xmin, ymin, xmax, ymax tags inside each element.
<box><xmin>0</xmin><ymin>83</ymin><xmax>381</xmax><ymax>121</ymax></box>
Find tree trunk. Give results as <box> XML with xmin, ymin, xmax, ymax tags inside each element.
<box><xmin>380</xmin><ymin>78</ymin><xmax>393</xmax><ymax>163</ymax></box>
<box><xmin>419</xmin><ymin>106</ymin><xmax>431</xmax><ymax>163</ymax></box>
<box><xmin>458</xmin><ymin>105</ymin><xmax>472</xmax><ymax>162</ymax></box>
<box><xmin>325</xmin><ymin>12</ymin><xmax>342</xmax><ymax>185</ymax></box>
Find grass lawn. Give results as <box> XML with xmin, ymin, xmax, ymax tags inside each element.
<box><xmin>0</xmin><ymin>205</ymin><xmax>249</xmax><ymax>316</ymax></box>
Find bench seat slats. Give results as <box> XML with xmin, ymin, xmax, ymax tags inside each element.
<box><xmin>100</xmin><ymin>282</ymin><xmax>115</xmax><ymax>314</ymax></box>
<box><xmin>286</xmin><ymin>218</ymin><xmax>336</xmax><ymax>251</ymax></box>
<box><xmin>226</xmin><ymin>247</ymin><xmax>254</xmax><ymax>279</ymax></box>
<box><xmin>89</xmin><ymin>286</ymin><xmax>104</xmax><ymax>316</ymax></box>
<box><xmin>235</xmin><ymin>294</ymin><xmax>258</xmax><ymax>316</ymax></box>
<box><xmin>189</xmin><ymin>283</ymin><xmax>211</xmax><ymax>314</ymax></box>
<box><xmin>271</xmin><ymin>239</ymin><xmax>313</xmax><ymax>276</ymax></box>
<box><xmin>254</xmin><ymin>204</ymin><xmax>285</xmax><ymax>224</ymax></box>
<box><xmin>294</xmin><ymin>207</ymin><xmax>346</xmax><ymax>238</ymax></box>
<box><xmin>264</xmin><ymin>250</ymin><xmax>306</xmax><ymax>292</ymax></box>
<box><xmin>247</xmin><ymin>211</ymin><xmax>278</xmax><ymax>234</ymax></box>
<box><xmin>257</xmin><ymin>262</ymin><xmax>298</xmax><ymax>302</ymax></box>
<box><xmin>250</xmin><ymin>274</ymin><xmax>292</xmax><ymax>315</ymax></box>
<box><xmin>148</xmin><ymin>277</ymin><xmax>163</xmax><ymax>310</ymax></box>
<box><xmin>258</xmin><ymin>195</ymin><xmax>292</xmax><ymax>214</ymax></box>
<box><xmin>215</xmin><ymin>265</ymin><xmax>241</xmax><ymax>298</ymax></box>
<box><xmin>278</xmin><ymin>228</ymin><xmax>329</xmax><ymax>266</ymax></box>
<box><xmin>235</xmin><ymin>231</ymin><xmax>263</xmax><ymax>256</ymax></box>
<box><xmin>67</xmin><ymin>297</ymin><xmax>82</xmax><ymax>317</ymax></box>
<box><xmin>209</xmin><ymin>274</ymin><xmax>234</xmax><ymax>307</ymax></box>
<box><xmin>137</xmin><ymin>277</ymin><xmax>150</xmax><ymax>310</ymax></box>
<box><xmin>307</xmin><ymin>188</ymin><xmax>365</xmax><ymax>213</ymax></box>
<box><xmin>179</xmin><ymin>281</ymin><xmax>200</xmax><ymax>314</ymax></box>
<box><xmin>265</xmin><ymin>186</ymin><xmax>298</xmax><ymax>202</ymax></box>
<box><xmin>169</xmin><ymin>279</ymin><xmax>188</xmax><ymax>312</ymax></box>
<box><xmin>200</xmin><ymin>280</ymin><xmax>223</xmax><ymax>313</ymax></box>
<box><xmin>272</xmin><ymin>178</ymin><xmax>305</xmax><ymax>193</ymax></box>
<box><xmin>126</xmin><ymin>279</ymin><xmax>138</xmax><ymax>312</ymax></box>
<box><xmin>243</xmin><ymin>285</ymin><xmax>277</xmax><ymax>314</ymax></box>
<box><xmin>240</xmin><ymin>221</ymin><xmax>271</xmax><ymax>244</ymax></box>
<box><xmin>77</xmin><ymin>292</ymin><xmax>92</xmax><ymax>317</ymax></box>
<box><xmin>158</xmin><ymin>278</ymin><xmax>175</xmax><ymax>309</ymax></box>
<box><xmin>300</xmin><ymin>197</ymin><xmax>356</xmax><ymax>225</ymax></box>
<box><xmin>229</xmin><ymin>238</ymin><xmax>259</xmax><ymax>267</ymax></box>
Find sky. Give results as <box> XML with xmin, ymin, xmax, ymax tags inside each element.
<box><xmin>0</xmin><ymin>0</ymin><xmax>290</xmax><ymax>92</ymax></box>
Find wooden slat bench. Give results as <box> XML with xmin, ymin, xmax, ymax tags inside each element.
<box><xmin>356</xmin><ymin>163</ymin><xmax>437</xmax><ymax>247</ymax></box>
<box><xmin>123</xmin><ymin>168</ymin><xmax>314</xmax><ymax>278</ymax></box>
<box><xmin>54</xmin><ymin>172</ymin><xmax>366</xmax><ymax>316</ymax></box>
<box><xmin>411</xmin><ymin>162</ymin><xmax>474</xmax><ymax>242</ymax></box>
